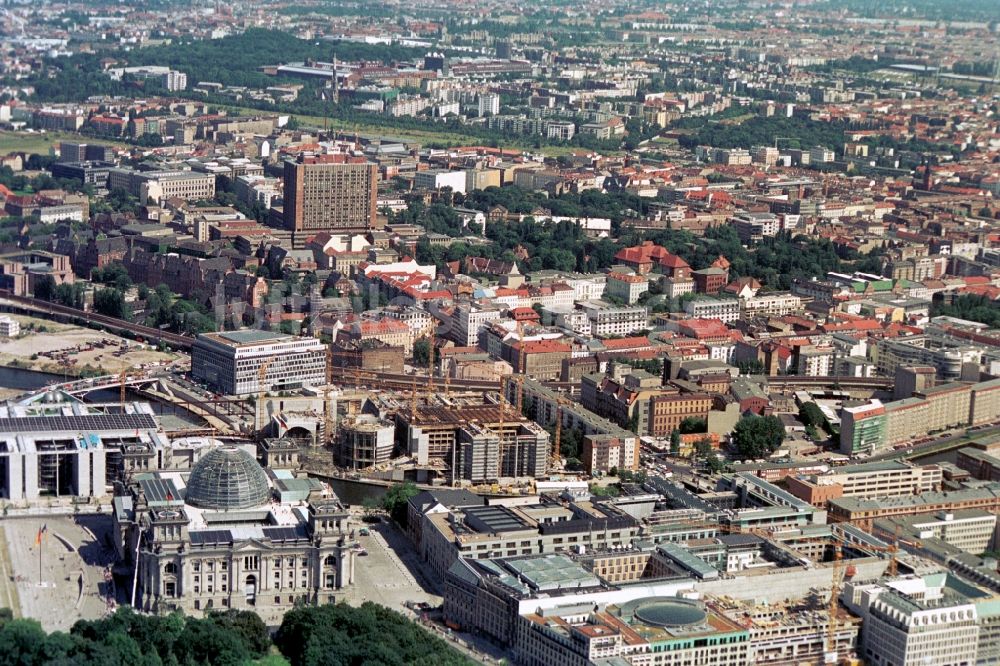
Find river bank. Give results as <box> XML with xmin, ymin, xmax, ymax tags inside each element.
<box><xmin>0</xmin><ymin>313</ymin><xmax>179</xmax><ymax>378</ymax></box>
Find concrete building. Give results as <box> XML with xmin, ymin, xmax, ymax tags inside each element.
<box><xmin>787</xmin><ymin>460</ymin><xmax>942</xmax><ymax>507</ymax></box>
<box><xmin>0</xmin><ymin>315</ymin><xmax>20</xmax><ymax>337</ymax></box>
<box><xmin>282</xmin><ymin>154</ymin><xmax>378</xmax><ymax>233</ymax></box>
<box><xmin>451</xmin><ymin>302</ymin><xmax>503</xmax><ymax>347</ymax></box>
<box><xmin>829</xmin><ymin>481</ymin><xmax>1000</xmax><ymax>526</ymax></box>
<box><xmin>685</xmin><ymin>297</ymin><xmax>741</xmax><ymax>323</ymax></box>
<box><xmin>875</xmin><ymin>510</ymin><xmax>998</xmax><ymax>555</ymax></box>
<box><xmin>398</xmin><ymin>404</ymin><xmax>550</xmax><ymax>482</ymax></box>
<box><xmin>336</xmin><ymin>415</ymin><xmax>394</xmax><ymax>470</ymax></box>
<box><xmin>581</xmin><ymin>434</ymin><xmax>638</xmax><ymax>475</ymax></box>
<box><xmin>192</xmin><ymin>330</ymin><xmax>327</xmax><ymax>396</ymax></box>
<box><xmin>578</xmin><ymin>300</ymin><xmax>648</xmax><ymax>337</ymax></box>
<box><xmin>413</xmin><ymin>168</ymin><xmax>468</xmax><ymax>195</ymax></box>
<box><xmin>114</xmin><ymin>446</ymin><xmax>354</xmax><ymax>617</ymax></box>
<box><xmin>876</xmin><ymin>335</ymin><xmax>983</xmax><ymax>382</ymax></box>
<box><xmin>419</xmin><ymin>499</ymin><xmax>640</xmax><ymax>577</ymax></box>
<box><xmin>731</xmin><ymin>212</ymin><xmax>780</xmax><ymax>244</ymax></box>
<box><xmin>840</xmin><ymin>400</ymin><xmax>888</xmax><ymax>455</ymax></box>
<box><xmin>859</xmin><ymin>579</ymin><xmax>980</xmax><ymax>666</ymax></box>
<box><xmin>0</xmin><ymin>392</ymin><xmax>167</xmax><ymax>501</ymax></box>
<box><xmin>605</xmin><ymin>271</ymin><xmax>650</xmax><ymax>304</ymax></box>
<box><xmin>139</xmin><ymin>172</ymin><xmax>216</xmax><ymax>205</ymax></box>
<box><xmin>971</xmin><ymin>379</ymin><xmax>1000</xmax><ymax>426</ymax></box>
<box><xmin>740</xmin><ymin>293</ymin><xmax>802</xmax><ymax>318</ymax></box>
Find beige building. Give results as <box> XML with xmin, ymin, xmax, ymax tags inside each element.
<box><xmin>915</xmin><ymin>382</ymin><xmax>972</xmax><ymax>434</ymax></box>
<box><xmin>884</xmin><ymin>397</ymin><xmax>930</xmax><ymax>448</ymax></box>
<box><xmin>140</xmin><ymin>172</ymin><xmax>216</xmax><ymax>205</ymax></box>
<box><xmin>787</xmin><ymin>461</ymin><xmax>942</xmax><ymax>506</ymax></box>
<box><xmin>971</xmin><ymin>378</ymin><xmax>1000</xmax><ymax>426</ymax></box>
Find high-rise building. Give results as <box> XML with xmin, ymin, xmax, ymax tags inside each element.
<box><xmin>282</xmin><ymin>154</ymin><xmax>378</xmax><ymax>234</ymax></box>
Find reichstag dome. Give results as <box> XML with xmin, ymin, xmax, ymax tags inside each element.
<box><xmin>184</xmin><ymin>446</ymin><xmax>271</xmax><ymax>510</ymax></box>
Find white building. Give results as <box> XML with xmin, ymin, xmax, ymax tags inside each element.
<box><xmin>477</xmin><ymin>93</ymin><xmax>500</xmax><ymax>117</ymax></box>
<box><xmin>858</xmin><ymin>579</ymin><xmax>980</xmax><ymax>666</ymax></box>
<box><xmin>685</xmin><ymin>297</ymin><xmax>741</xmax><ymax>323</ymax></box>
<box><xmin>578</xmin><ymin>300</ymin><xmax>648</xmax><ymax>337</ymax></box>
<box><xmin>797</xmin><ymin>345</ymin><xmax>834</xmax><ymax>377</ymax></box>
<box><xmin>605</xmin><ymin>272</ymin><xmax>650</xmax><ymax>305</ymax></box>
<box><xmin>191</xmin><ymin>330</ymin><xmax>327</xmax><ymax>396</ymax></box>
<box><xmin>809</xmin><ymin>145</ymin><xmax>836</xmax><ymax>164</ymax></box>
<box><xmin>413</xmin><ymin>169</ymin><xmax>468</xmax><ymax>195</ymax></box>
<box><xmin>0</xmin><ymin>315</ymin><xmax>20</xmax><ymax>337</ymax></box>
<box><xmin>545</xmin><ymin>121</ymin><xmax>576</xmax><ymax>141</ymax></box>
<box><xmin>451</xmin><ymin>303</ymin><xmax>503</xmax><ymax>347</ymax></box>
<box><xmin>741</xmin><ymin>293</ymin><xmax>802</xmax><ymax>318</ymax></box>
<box><xmin>0</xmin><ymin>392</ymin><xmax>167</xmax><ymax>501</ymax></box>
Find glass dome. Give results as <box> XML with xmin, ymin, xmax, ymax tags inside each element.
<box><xmin>185</xmin><ymin>446</ymin><xmax>271</xmax><ymax>510</ymax></box>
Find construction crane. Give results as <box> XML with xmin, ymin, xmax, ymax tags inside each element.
<box><xmin>323</xmin><ymin>347</ymin><xmax>333</xmax><ymax>445</ymax></box>
<box><xmin>864</xmin><ymin>523</ymin><xmax>922</xmax><ymax>577</ymax></box>
<box><xmin>825</xmin><ymin>544</ymin><xmax>844</xmax><ymax>665</ymax></box>
<box><xmin>256</xmin><ymin>357</ymin><xmax>276</xmax><ymax>434</ymax></box>
<box><xmin>427</xmin><ymin>337</ymin><xmax>435</xmax><ymax>393</ymax></box>
<box><xmin>119</xmin><ymin>369</ymin><xmax>128</xmax><ymax>407</ymax></box>
<box><xmin>514</xmin><ymin>320</ymin><xmax>526</xmax><ymax>414</ymax></box>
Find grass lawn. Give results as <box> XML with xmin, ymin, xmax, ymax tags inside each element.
<box><xmin>0</xmin><ymin>131</ymin><xmax>125</xmax><ymax>156</ymax></box>
<box><xmin>221</xmin><ymin>104</ymin><xmax>619</xmax><ymax>157</ymax></box>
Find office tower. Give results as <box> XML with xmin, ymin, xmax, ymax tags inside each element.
<box><xmin>282</xmin><ymin>154</ymin><xmax>378</xmax><ymax>233</ymax></box>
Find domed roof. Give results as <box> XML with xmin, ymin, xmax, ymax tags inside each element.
<box><xmin>185</xmin><ymin>446</ymin><xmax>270</xmax><ymax>511</ymax></box>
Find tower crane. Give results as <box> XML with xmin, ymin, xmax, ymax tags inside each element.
<box><xmin>256</xmin><ymin>356</ymin><xmax>276</xmax><ymax>435</ymax></box>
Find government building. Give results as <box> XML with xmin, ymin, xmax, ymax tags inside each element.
<box><xmin>191</xmin><ymin>330</ymin><xmax>327</xmax><ymax>396</ymax></box>
<box><xmin>113</xmin><ymin>446</ymin><xmax>355</xmax><ymax>617</ymax></box>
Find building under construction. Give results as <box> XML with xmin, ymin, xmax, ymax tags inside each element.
<box><xmin>396</xmin><ymin>404</ymin><xmax>550</xmax><ymax>483</ymax></box>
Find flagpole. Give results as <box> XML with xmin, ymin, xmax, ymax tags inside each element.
<box><xmin>38</xmin><ymin>527</ymin><xmax>42</xmax><ymax>585</ymax></box>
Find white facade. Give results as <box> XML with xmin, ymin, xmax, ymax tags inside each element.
<box><xmin>863</xmin><ymin>593</ymin><xmax>979</xmax><ymax>666</ymax></box>
<box><xmin>413</xmin><ymin>169</ymin><xmax>468</xmax><ymax>195</ymax></box>
<box><xmin>579</xmin><ymin>301</ymin><xmax>648</xmax><ymax>337</ymax></box>
<box><xmin>191</xmin><ymin>330</ymin><xmax>327</xmax><ymax>396</ymax></box>
<box><xmin>477</xmin><ymin>93</ymin><xmax>500</xmax><ymax>116</ymax></box>
<box><xmin>0</xmin><ymin>315</ymin><xmax>20</xmax><ymax>337</ymax></box>
<box><xmin>453</xmin><ymin>303</ymin><xmax>503</xmax><ymax>347</ymax></box>
<box><xmin>685</xmin><ymin>297</ymin><xmax>741</xmax><ymax>323</ymax></box>
<box><xmin>741</xmin><ymin>293</ymin><xmax>802</xmax><ymax>318</ymax></box>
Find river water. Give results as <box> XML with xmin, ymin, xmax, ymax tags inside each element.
<box><xmin>0</xmin><ymin>365</ymin><xmax>204</xmax><ymax>425</ymax></box>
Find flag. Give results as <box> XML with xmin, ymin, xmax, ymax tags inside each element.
<box><xmin>35</xmin><ymin>524</ymin><xmax>47</xmax><ymax>546</ymax></box>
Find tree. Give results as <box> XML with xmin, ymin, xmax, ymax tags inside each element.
<box><xmin>381</xmin><ymin>481</ymin><xmax>420</xmax><ymax>527</ymax></box>
<box><xmin>731</xmin><ymin>415</ymin><xmax>786</xmax><ymax>460</ymax></box>
<box><xmin>33</xmin><ymin>275</ymin><xmax>55</xmax><ymax>300</ymax></box>
<box><xmin>736</xmin><ymin>358</ymin><xmax>766</xmax><ymax>375</ymax></box>
<box><xmin>669</xmin><ymin>429</ymin><xmax>681</xmax><ymax>455</ymax></box>
<box><xmin>275</xmin><ymin>602</ymin><xmax>472</xmax><ymax>666</ymax></box>
<box><xmin>798</xmin><ymin>402</ymin><xmax>828</xmax><ymax>431</ymax></box>
<box><xmin>93</xmin><ymin>288</ymin><xmax>131</xmax><ymax>320</ymax></box>
<box><xmin>412</xmin><ymin>338</ymin><xmax>431</xmax><ymax>366</ymax></box>
<box><xmin>678</xmin><ymin>417</ymin><xmax>707</xmax><ymax>434</ymax></box>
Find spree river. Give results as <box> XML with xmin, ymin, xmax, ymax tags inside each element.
<box><xmin>0</xmin><ymin>365</ymin><xmax>204</xmax><ymax>425</ymax></box>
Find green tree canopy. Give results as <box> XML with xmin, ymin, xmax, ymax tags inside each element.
<box><xmin>731</xmin><ymin>414</ymin><xmax>786</xmax><ymax>460</ymax></box>
<box><xmin>275</xmin><ymin>602</ymin><xmax>473</xmax><ymax>666</ymax></box>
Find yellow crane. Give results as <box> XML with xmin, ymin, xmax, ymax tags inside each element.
<box><xmin>427</xmin><ymin>337</ymin><xmax>435</xmax><ymax>393</ymax></box>
<box><xmin>323</xmin><ymin>347</ymin><xmax>333</xmax><ymax>444</ymax></box>
<box><xmin>825</xmin><ymin>544</ymin><xmax>844</xmax><ymax>665</ymax></box>
<box><xmin>513</xmin><ymin>320</ymin><xmax>526</xmax><ymax>414</ymax></box>
<box><xmin>256</xmin><ymin>356</ymin><xmax>276</xmax><ymax>433</ymax></box>
<box><xmin>119</xmin><ymin>369</ymin><xmax>128</xmax><ymax>407</ymax></box>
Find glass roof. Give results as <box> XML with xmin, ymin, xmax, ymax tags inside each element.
<box><xmin>185</xmin><ymin>446</ymin><xmax>271</xmax><ymax>511</ymax></box>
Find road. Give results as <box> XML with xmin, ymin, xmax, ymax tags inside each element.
<box><xmin>1</xmin><ymin>516</ymin><xmax>117</xmax><ymax>631</ymax></box>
